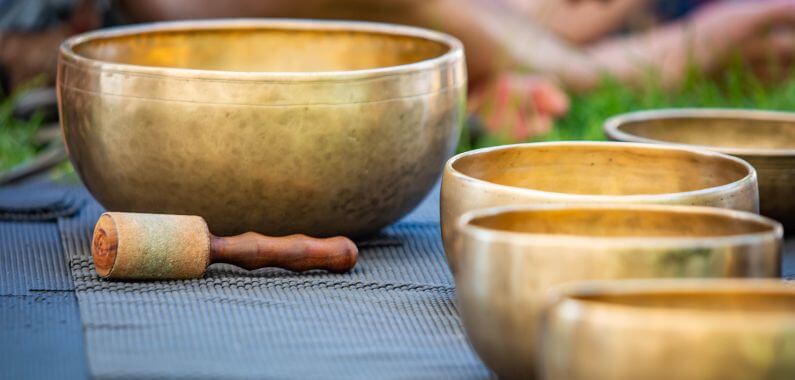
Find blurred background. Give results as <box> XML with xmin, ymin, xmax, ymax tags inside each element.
<box><xmin>1</xmin><ymin>0</ymin><xmax>794</xmax><ymax>182</ymax></box>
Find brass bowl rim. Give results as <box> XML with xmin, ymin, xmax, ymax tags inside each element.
<box><xmin>543</xmin><ymin>279</ymin><xmax>795</xmax><ymax>319</ymax></box>
<box><xmin>458</xmin><ymin>203</ymin><xmax>783</xmax><ymax>248</ymax></box>
<box><xmin>59</xmin><ymin>18</ymin><xmax>464</xmax><ymax>82</ymax></box>
<box><xmin>604</xmin><ymin>108</ymin><xmax>795</xmax><ymax>157</ymax></box>
<box><xmin>446</xmin><ymin>141</ymin><xmax>757</xmax><ymax>201</ymax></box>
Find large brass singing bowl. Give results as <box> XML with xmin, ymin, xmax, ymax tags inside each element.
<box><xmin>541</xmin><ymin>279</ymin><xmax>795</xmax><ymax>380</ymax></box>
<box><xmin>605</xmin><ymin>109</ymin><xmax>795</xmax><ymax>231</ymax></box>
<box><xmin>58</xmin><ymin>19</ymin><xmax>466</xmax><ymax>237</ymax></box>
<box><xmin>441</xmin><ymin>141</ymin><xmax>759</xmax><ymax>269</ymax></box>
<box><xmin>455</xmin><ymin>205</ymin><xmax>782</xmax><ymax>379</ymax></box>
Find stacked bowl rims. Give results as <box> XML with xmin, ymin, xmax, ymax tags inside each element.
<box><xmin>453</xmin><ymin>203</ymin><xmax>781</xmax><ymax>379</ymax></box>
<box><xmin>441</xmin><ymin>141</ymin><xmax>759</xmax><ymax>272</ymax></box>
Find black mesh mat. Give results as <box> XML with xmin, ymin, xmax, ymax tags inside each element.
<box><xmin>5</xmin><ymin>177</ymin><xmax>790</xmax><ymax>379</ymax></box>
<box><xmin>57</xmin><ymin>188</ymin><xmax>491</xmax><ymax>379</ymax></box>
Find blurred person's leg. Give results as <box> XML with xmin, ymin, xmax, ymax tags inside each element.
<box><xmin>478</xmin><ymin>0</ymin><xmax>795</xmax><ymax>91</ymax></box>
<box><xmin>122</xmin><ymin>0</ymin><xmax>793</xmax><ymax>135</ymax></box>
<box><xmin>584</xmin><ymin>0</ymin><xmax>795</xmax><ymax>90</ymax></box>
<box><xmin>503</xmin><ymin>0</ymin><xmax>651</xmax><ymax>44</ymax></box>
<box><xmin>5</xmin><ymin>0</ymin><xmax>793</xmax><ymax>95</ymax></box>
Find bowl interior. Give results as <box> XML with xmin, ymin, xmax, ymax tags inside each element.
<box><xmin>72</xmin><ymin>25</ymin><xmax>450</xmax><ymax>72</ymax></box>
<box><xmin>616</xmin><ymin>116</ymin><xmax>795</xmax><ymax>151</ymax></box>
<box><xmin>469</xmin><ymin>208</ymin><xmax>773</xmax><ymax>237</ymax></box>
<box><xmin>452</xmin><ymin>144</ymin><xmax>749</xmax><ymax>195</ymax></box>
<box><xmin>571</xmin><ymin>291</ymin><xmax>795</xmax><ymax>312</ymax></box>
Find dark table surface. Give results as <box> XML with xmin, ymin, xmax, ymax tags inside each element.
<box><xmin>1</xmin><ymin>177</ymin><xmax>793</xmax><ymax>379</ymax></box>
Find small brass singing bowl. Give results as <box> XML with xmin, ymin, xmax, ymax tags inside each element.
<box><xmin>455</xmin><ymin>204</ymin><xmax>782</xmax><ymax>379</ymax></box>
<box><xmin>605</xmin><ymin>109</ymin><xmax>795</xmax><ymax>232</ymax></box>
<box><xmin>58</xmin><ymin>19</ymin><xmax>466</xmax><ymax>237</ymax></box>
<box><xmin>540</xmin><ymin>279</ymin><xmax>795</xmax><ymax>380</ymax></box>
<box><xmin>441</xmin><ymin>142</ymin><xmax>759</xmax><ymax>270</ymax></box>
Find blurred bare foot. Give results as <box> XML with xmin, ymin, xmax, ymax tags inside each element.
<box><xmin>469</xmin><ymin>73</ymin><xmax>569</xmax><ymax>141</ymax></box>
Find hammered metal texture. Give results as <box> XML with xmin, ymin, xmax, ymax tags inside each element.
<box><xmin>58</xmin><ymin>20</ymin><xmax>466</xmax><ymax>237</ymax></box>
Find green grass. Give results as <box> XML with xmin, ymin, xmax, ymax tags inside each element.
<box><xmin>0</xmin><ymin>91</ymin><xmax>45</xmax><ymax>171</ymax></box>
<box><xmin>546</xmin><ymin>70</ymin><xmax>795</xmax><ymax>142</ymax></box>
<box><xmin>2</xmin><ymin>61</ymin><xmax>795</xmax><ymax>172</ymax></box>
<box><xmin>459</xmin><ymin>61</ymin><xmax>795</xmax><ymax>150</ymax></box>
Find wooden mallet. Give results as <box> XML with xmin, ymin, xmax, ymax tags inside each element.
<box><xmin>91</xmin><ymin>212</ymin><xmax>358</xmax><ymax>280</ymax></box>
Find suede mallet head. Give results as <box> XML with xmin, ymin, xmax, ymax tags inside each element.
<box><xmin>92</xmin><ymin>212</ymin><xmax>358</xmax><ymax>280</ymax></box>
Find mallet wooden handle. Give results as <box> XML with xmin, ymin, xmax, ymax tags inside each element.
<box><xmin>92</xmin><ymin>212</ymin><xmax>358</xmax><ymax>280</ymax></box>
<box><xmin>210</xmin><ymin>232</ymin><xmax>357</xmax><ymax>273</ymax></box>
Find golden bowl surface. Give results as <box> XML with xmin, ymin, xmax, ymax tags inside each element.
<box><xmin>455</xmin><ymin>204</ymin><xmax>782</xmax><ymax>379</ymax></box>
<box><xmin>58</xmin><ymin>19</ymin><xmax>466</xmax><ymax>237</ymax></box>
<box><xmin>541</xmin><ymin>279</ymin><xmax>795</xmax><ymax>380</ymax></box>
<box><xmin>605</xmin><ymin>109</ymin><xmax>795</xmax><ymax>231</ymax></box>
<box><xmin>441</xmin><ymin>141</ymin><xmax>759</xmax><ymax>269</ymax></box>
